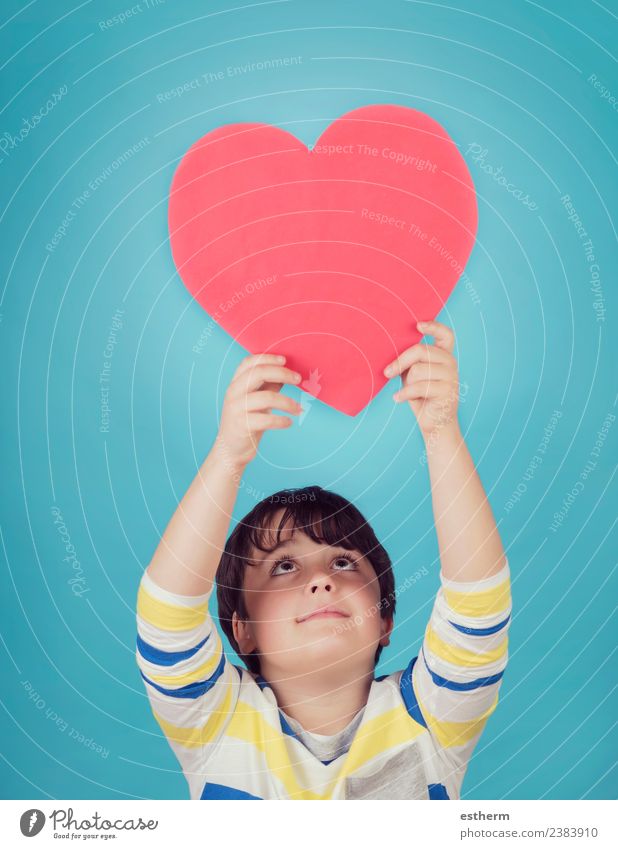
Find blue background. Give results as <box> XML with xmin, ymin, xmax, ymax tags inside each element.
<box><xmin>1</xmin><ymin>0</ymin><xmax>616</xmax><ymax>801</ymax></box>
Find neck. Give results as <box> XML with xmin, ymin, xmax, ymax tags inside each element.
<box><xmin>258</xmin><ymin>663</ymin><xmax>375</xmax><ymax>735</ymax></box>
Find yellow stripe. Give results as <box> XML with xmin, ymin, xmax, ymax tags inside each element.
<box><xmin>443</xmin><ymin>578</ymin><xmax>510</xmax><ymax>618</ymax></box>
<box><xmin>152</xmin><ymin>681</ymin><xmax>233</xmax><ymax>747</ymax></box>
<box><xmin>338</xmin><ymin>706</ymin><xmax>425</xmax><ymax>779</ymax></box>
<box><xmin>137</xmin><ymin>584</ymin><xmax>208</xmax><ymax>632</ymax></box>
<box><xmin>425</xmin><ymin>625</ymin><xmax>508</xmax><ymax>668</ymax></box>
<box><xmin>226</xmin><ymin>701</ymin><xmax>427</xmax><ymax>799</ymax></box>
<box><xmin>153</xmin><ymin>691</ymin><xmax>429</xmax><ymax>799</ymax></box>
<box><xmin>226</xmin><ymin>702</ymin><xmax>323</xmax><ymax>799</ymax></box>
<box><xmin>145</xmin><ymin>637</ymin><xmax>222</xmax><ymax>687</ymax></box>
<box><xmin>418</xmin><ymin>693</ymin><xmax>499</xmax><ymax>748</ymax></box>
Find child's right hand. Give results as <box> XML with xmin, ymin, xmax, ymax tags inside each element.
<box><xmin>215</xmin><ymin>353</ymin><xmax>303</xmax><ymax>468</ymax></box>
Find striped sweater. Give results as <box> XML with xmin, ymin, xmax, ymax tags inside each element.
<box><xmin>135</xmin><ymin>560</ymin><xmax>511</xmax><ymax>799</ymax></box>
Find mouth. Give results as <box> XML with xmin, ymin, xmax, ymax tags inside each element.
<box><xmin>297</xmin><ymin>607</ymin><xmax>350</xmax><ymax>623</ymax></box>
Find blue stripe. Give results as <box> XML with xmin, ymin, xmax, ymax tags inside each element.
<box><xmin>278</xmin><ymin>710</ymin><xmax>300</xmax><ymax>740</ymax></box>
<box><xmin>399</xmin><ymin>656</ymin><xmax>427</xmax><ymax>728</ymax></box>
<box><xmin>136</xmin><ymin>633</ymin><xmax>209</xmax><ymax>666</ymax></box>
<box><xmin>255</xmin><ymin>673</ymin><xmax>271</xmax><ymax>692</ymax></box>
<box><xmin>422</xmin><ymin>649</ymin><xmax>504</xmax><ymax>691</ymax></box>
<box><xmin>448</xmin><ymin>614</ymin><xmax>510</xmax><ymax>637</ymax></box>
<box><xmin>200</xmin><ymin>782</ymin><xmax>262</xmax><ymax>800</ymax></box>
<box><xmin>428</xmin><ymin>783</ymin><xmax>450</xmax><ymax>799</ymax></box>
<box><xmin>140</xmin><ymin>650</ymin><xmax>226</xmax><ymax>698</ymax></box>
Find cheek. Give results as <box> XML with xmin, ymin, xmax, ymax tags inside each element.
<box><xmin>248</xmin><ymin>587</ymin><xmax>296</xmax><ymax>629</ymax></box>
<box><xmin>353</xmin><ymin>583</ymin><xmax>383</xmax><ymax>627</ymax></box>
<box><xmin>354</xmin><ymin>574</ymin><xmax>382</xmax><ymax>604</ymax></box>
<box><xmin>250</xmin><ymin>594</ymin><xmax>298</xmax><ymax>655</ymax></box>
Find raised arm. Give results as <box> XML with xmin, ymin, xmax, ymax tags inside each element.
<box><xmin>384</xmin><ymin>320</ymin><xmax>506</xmax><ymax>581</ymax></box>
<box><xmin>423</xmin><ymin>426</ymin><xmax>505</xmax><ymax>582</ymax></box>
<box><xmin>145</xmin><ymin>353</ymin><xmax>304</xmax><ymax>596</ymax></box>
<box><xmin>135</xmin><ymin>354</ymin><xmax>303</xmax><ymax>791</ymax></box>
<box><xmin>385</xmin><ymin>320</ymin><xmax>510</xmax><ymax>797</ymax></box>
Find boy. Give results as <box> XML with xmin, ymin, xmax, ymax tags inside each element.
<box><xmin>135</xmin><ymin>320</ymin><xmax>511</xmax><ymax>799</ymax></box>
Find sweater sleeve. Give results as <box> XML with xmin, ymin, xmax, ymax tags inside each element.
<box><xmin>412</xmin><ymin>558</ymin><xmax>512</xmax><ymax>786</ymax></box>
<box><xmin>135</xmin><ymin>570</ymin><xmax>240</xmax><ymax>779</ymax></box>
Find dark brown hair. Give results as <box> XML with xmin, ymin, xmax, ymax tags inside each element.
<box><xmin>215</xmin><ymin>484</ymin><xmax>396</xmax><ymax>676</ymax></box>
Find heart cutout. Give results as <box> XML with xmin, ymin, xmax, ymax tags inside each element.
<box><xmin>169</xmin><ymin>104</ymin><xmax>477</xmax><ymax>416</ymax></box>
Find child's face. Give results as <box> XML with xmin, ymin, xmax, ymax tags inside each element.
<box><xmin>232</xmin><ymin>511</ymin><xmax>393</xmax><ymax>680</ymax></box>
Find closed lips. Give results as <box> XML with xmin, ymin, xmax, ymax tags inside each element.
<box><xmin>298</xmin><ymin>607</ymin><xmax>349</xmax><ymax>622</ymax></box>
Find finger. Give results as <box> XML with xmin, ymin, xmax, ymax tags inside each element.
<box><xmin>393</xmin><ymin>380</ymin><xmax>444</xmax><ymax>402</ymax></box>
<box><xmin>416</xmin><ymin>320</ymin><xmax>455</xmax><ymax>353</ymax></box>
<box><xmin>261</xmin><ymin>381</ymin><xmax>284</xmax><ymax>395</ymax></box>
<box><xmin>400</xmin><ymin>363</ymin><xmax>452</xmax><ymax>383</ymax></box>
<box><xmin>384</xmin><ymin>343</ymin><xmax>450</xmax><ymax>377</ymax></box>
<box><xmin>244</xmin><ymin>391</ymin><xmax>302</xmax><ymax>415</ymax></box>
<box><xmin>231</xmin><ymin>364</ymin><xmax>302</xmax><ymax>396</ymax></box>
<box><xmin>247</xmin><ymin>412</ymin><xmax>293</xmax><ymax>431</ymax></box>
<box><xmin>233</xmin><ymin>353</ymin><xmax>287</xmax><ymax>379</ymax></box>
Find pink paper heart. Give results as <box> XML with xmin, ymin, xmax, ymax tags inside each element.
<box><xmin>169</xmin><ymin>104</ymin><xmax>477</xmax><ymax>416</ymax></box>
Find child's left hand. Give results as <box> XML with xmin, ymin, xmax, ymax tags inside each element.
<box><xmin>383</xmin><ymin>320</ymin><xmax>461</xmax><ymax>440</ymax></box>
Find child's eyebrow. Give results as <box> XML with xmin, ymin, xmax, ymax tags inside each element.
<box><xmin>245</xmin><ymin>542</ymin><xmax>290</xmax><ymax>568</ymax></box>
<box><xmin>249</xmin><ymin>540</ymin><xmax>297</xmax><ymax>562</ymax></box>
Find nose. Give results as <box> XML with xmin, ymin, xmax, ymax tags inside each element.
<box><xmin>307</xmin><ymin>567</ymin><xmax>336</xmax><ymax>594</ymax></box>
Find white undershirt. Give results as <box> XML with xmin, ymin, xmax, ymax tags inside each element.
<box><xmin>278</xmin><ymin>705</ymin><xmax>366</xmax><ymax>762</ymax></box>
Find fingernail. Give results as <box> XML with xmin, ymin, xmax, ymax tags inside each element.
<box><xmin>393</xmin><ymin>392</ymin><xmax>400</xmax><ymax>401</ymax></box>
<box><xmin>277</xmin><ymin>355</ymin><xmax>286</xmax><ymax>362</ymax></box>
<box><xmin>384</xmin><ymin>365</ymin><xmax>393</xmax><ymax>376</ymax></box>
<box><xmin>293</xmin><ymin>373</ymin><xmax>302</xmax><ymax>382</ymax></box>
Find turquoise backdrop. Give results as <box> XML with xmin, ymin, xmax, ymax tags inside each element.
<box><xmin>1</xmin><ymin>0</ymin><xmax>616</xmax><ymax>800</ymax></box>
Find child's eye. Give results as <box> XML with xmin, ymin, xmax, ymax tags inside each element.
<box><xmin>270</xmin><ymin>559</ymin><xmax>297</xmax><ymax>576</ymax></box>
<box><xmin>270</xmin><ymin>554</ymin><xmax>358</xmax><ymax>576</ymax></box>
<box><xmin>333</xmin><ymin>556</ymin><xmax>358</xmax><ymax>570</ymax></box>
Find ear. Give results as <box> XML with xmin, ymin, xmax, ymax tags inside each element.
<box><xmin>379</xmin><ymin>616</ymin><xmax>394</xmax><ymax>647</ymax></box>
<box><xmin>232</xmin><ymin>610</ymin><xmax>257</xmax><ymax>654</ymax></box>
